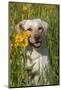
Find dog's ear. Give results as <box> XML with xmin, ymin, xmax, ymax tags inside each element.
<box><xmin>41</xmin><ymin>20</ymin><xmax>48</xmax><ymax>33</ymax></box>
<box><xmin>15</xmin><ymin>20</ymin><xmax>26</xmax><ymax>33</ymax></box>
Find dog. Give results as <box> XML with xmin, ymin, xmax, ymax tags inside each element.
<box><xmin>15</xmin><ymin>19</ymin><xmax>50</xmax><ymax>86</ymax></box>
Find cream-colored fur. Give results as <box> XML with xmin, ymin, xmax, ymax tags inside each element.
<box><xmin>26</xmin><ymin>47</ymin><xmax>50</xmax><ymax>85</ymax></box>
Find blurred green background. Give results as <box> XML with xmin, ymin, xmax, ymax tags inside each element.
<box><xmin>9</xmin><ymin>2</ymin><xmax>59</xmax><ymax>87</ymax></box>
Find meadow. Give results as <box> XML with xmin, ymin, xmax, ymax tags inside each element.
<box><xmin>9</xmin><ymin>2</ymin><xmax>59</xmax><ymax>87</ymax></box>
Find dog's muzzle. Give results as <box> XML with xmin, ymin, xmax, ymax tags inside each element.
<box><xmin>29</xmin><ymin>37</ymin><xmax>42</xmax><ymax>48</ymax></box>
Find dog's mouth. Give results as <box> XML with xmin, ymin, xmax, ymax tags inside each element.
<box><xmin>29</xmin><ymin>39</ymin><xmax>42</xmax><ymax>48</ymax></box>
<box><xmin>33</xmin><ymin>42</ymin><xmax>41</xmax><ymax>48</ymax></box>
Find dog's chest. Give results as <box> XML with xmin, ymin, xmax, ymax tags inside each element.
<box><xmin>27</xmin><ymin>48</ymin><xmax>49</xmax><ymax>73</ymax></box>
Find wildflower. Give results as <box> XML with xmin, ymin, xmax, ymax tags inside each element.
<box><xmin>14</xmin><ymin>43</ymin><xmax>19</xmax><ymax>48</ymax></box>
<box><xmin>20</xmin><ymin>31</ymin><xmax>30</xmax><ymax>48</ymax></box>
<box><xmin>24</xmin><ymin>31</ymin><xmax>31</xmax><ymax>38</ymax></box>
<box><xmin>15</xmin><ymin>34</ymin><xmax>20</xmax><ymax>42</ymax></box>
<box><xmin>23</xmin><ymin>5</ymin><xmax>29</xmax><ymax>14</ymax></box>
<box><xmin>10</xmin><ymin>59</ymin><xmax>12</xmax><ymax>64</ymax></box>
<box><xmin>23</xmin><ymin>5</ymin><xmax>28</xmax><ymax>11</ymax></box>
<box><xmin>15</xmin><ymin>34</ymin><xmax>23</xmax><ymax>43</ymax></box>
<box><xmin>10</xmin><ymin>44</ymin><xmax>14</xmax><ymax>49</ymax></box>
<box><xmin>11</xmin><ymin>44</ymin><xmax>13</xmax><ymax>47</ymax></box>
<box><xmin>21</xmin><ymin>38</ymin><xmax>28</xmax><ymax>48</ymax></box>
<box><xmin>19</xmin><ymin>35</ymin><xmax>24</xmax><ymax>42</ymax></box>
<box><xmin>15</xmin><ymin>31</ymin><xmax>30</xmax><ymax>48</ymax></box>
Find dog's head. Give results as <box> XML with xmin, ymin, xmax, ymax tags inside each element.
<box><xmin>15</xmin><ymin>19</ymin><xmax>48</xmax><ymax>48</ymax></box>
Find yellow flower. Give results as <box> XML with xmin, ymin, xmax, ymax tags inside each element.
<box><xmin>10</xmin><ymin>59</ymin><xmax>12</xmax><ymax>64</ymax></box>
<box><xmin>23</xmin><ymin>5</ymin><xmax>29</xmax><ymax>14</ymax></box>
<box><xmin>20</xmin><ymin>31</ymin><xmax>30</xmax><ymax>48</ymax></box>
<box><xmin>15</xmin><ymin>34</ymin><xmax>20</xmax><ymax>42</ymax></box>
<box><xmin>24</xmin><ymin>31</ymin><xmax>31</xmax><ymax>38</ymax></box>
<box><xmin>14</xmin><ymin>43</ymin><xmax>19</xmax><ymax>48</ymax></box>
<box><xmin>23</xmin><ymin>5</ymin><xmax>28</xmax><ymax>11</ymax></box>
<box><xmin>10</xmin><ymin>44</ymin><xmax>14</xmax><ymax>49</ymax></box>
<box><xmin>19</xmin><ymin>35</ymin><xmax>24</xmax><ymax>42</ymax></box>
<box><xmin>15</xmin><ymin>34</ymin><xmax>23</xmax><ymax>43</ymax></box>
<box><xmin>11</xmin><ymin>44</ymin><xmax>13</xmax><ymax>47</ymax></box>
<box><xmin>21</xmin><ymin>38</ymin><xmax>28</xmax><ymax>48</ymax></box>
<box><xmin>15</xmin><ymin>31</ymin><xmax>30</xmax><ymax>48</ymax></box>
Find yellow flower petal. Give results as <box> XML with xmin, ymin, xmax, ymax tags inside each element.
<box><xmin>10</xmin><ymin>44</ymin><xmax>14</xmax><ymax>49</ymax></box>
<box><xmin>10</xmin><ymin>59</ymin><xmax>12</xmax><ymax>64</ymax></box>
<box><xmin>15</xmin><ymin>43</ymin><xmax>19</xmax><ymax>48</ymax></box>
<box><xmin>15</xmin><ymin>34</ymin><xmax>23</xmax><ymax>43</ymax></box>
<box><xmin>21</xmin><ymin>38</ymin><xmax>28</xmax><ymax>48</ymax></box>
<box><xmin>15</xmin><ymin>31</ymin><xmax>30</xmax><ymax>48</ymax></box>
<box><xmin>24</xmin><ymin>31</ymin><xmax>31</xmax><ymax>38</ymax></box>
<box><xmin>23</xmin><ymin>5</ymin><xmax>29</xmax><ymax>14</ymax></box>
<box><xmin>11</xmin><ymin>44</ymin><xmax>13</xmax><ymax>47</ymax></box>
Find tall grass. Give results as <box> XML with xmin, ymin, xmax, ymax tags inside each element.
<box><xmin>9</xmin><ymin>2</ymin><xmax>59</xmax><ymax>87</ymax></box>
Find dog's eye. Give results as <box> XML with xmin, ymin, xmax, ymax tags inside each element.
<box><xmin>38</xmin><ymin>27</ymin><xmax>42</xmax><ymax>30</ymax></box>
<box><xmin>27</xmin><ymin>28</ymin><xmax>32</xmax><ymax>31</ymax></box>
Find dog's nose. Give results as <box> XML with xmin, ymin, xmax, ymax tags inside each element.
<box><xmin>34</xmin><ymin>34</ymin><xmax>40</xmax><ymax>40</ymax></box>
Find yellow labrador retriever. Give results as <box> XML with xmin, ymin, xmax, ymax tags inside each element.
<box><xmin>15</xmin><ymin>19</ymin><xmax>50</xmax><ymax>85</ymax></box>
